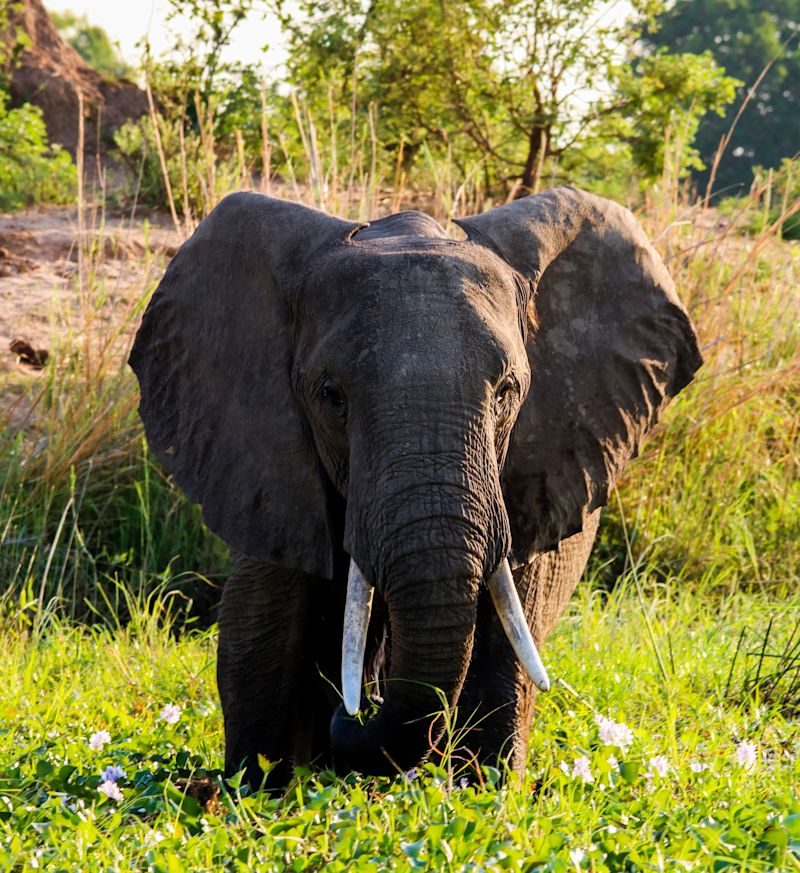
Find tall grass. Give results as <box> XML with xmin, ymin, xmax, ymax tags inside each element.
<box><xmin>1</xmin><ymin>99</ymin><xmax>798</xmax><ymax>620</ymax></box>
<box><xmin>591</xmin><ymin>171</ymin><xmax>800</xmax><ymax>594</ymax></box>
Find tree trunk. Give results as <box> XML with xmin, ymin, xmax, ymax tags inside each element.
<box><xmin>518</xmin><ymin>124</ymin><xmax>547</xmax><ymax>199</ymax></box>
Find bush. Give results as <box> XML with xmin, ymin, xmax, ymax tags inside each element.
<box><xmin>0</xmin><ymin>97</ymin><xmax>76</xmax><ymax>211</ymax></box>
<box><xmin>114</xmin><ymin>114</ymin><xmax>240</xmax><ymax>218</ymax></box>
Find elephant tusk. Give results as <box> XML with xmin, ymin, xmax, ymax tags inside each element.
<box><xmin>341</xmin><ymin>560</ymin><xmax>374</xmax><ymax>715</ymax></box>
<box><xmin>487</xmin><ymin>559</ymin><xmax>551</xmax><ymax>692</ymax></box>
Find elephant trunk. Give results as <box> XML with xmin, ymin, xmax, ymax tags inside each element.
<box><xmin>334</xmin><ymin>446</ymin><xmax>507</xmax><ymax>775</ymax></box>
<box><xmin>331</xmin><ymin>541</ymin><xmax>482</xmax><ymax>775</ymax></box>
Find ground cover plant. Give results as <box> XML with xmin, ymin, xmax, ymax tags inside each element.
<box><xmin>1</xmin><ymin>583</ymin><xmax>799</xmax><ymax>869</ymax></box>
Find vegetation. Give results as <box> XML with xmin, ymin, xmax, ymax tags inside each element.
<box><xmin>51</xmin><ymin>10</ymin><xmax>132</xmax><ymax>78</ymax></box>
<box><xmin>1</xmin><ymin>0</ymin><xmax>799</xmax><ymax>868</ymax></box>
<box><xmin>0</xmin><ymin>0</ymin><xmax>76</xmax><ymax>210</ymax></box>
<box><xmin>0</xmin><ymin>96</ymin><xmax>75</xmax><ymax>210</ymax></box>
<box><xmin>646</xmin><ymin>0</ymin><xmax>800</xmax><ymax>193</ymax></box>
<box><xmin>280</xmin><ymin>0</ymin><xmax>738</xmax><ymax>194</ymax></box>
<box><xmin>1</xmin><ymin>586</ymin><xmax>799</xmax><ymax>870</ymax></box>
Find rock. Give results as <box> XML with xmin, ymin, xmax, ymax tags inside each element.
<box><xmin>9</xmin><ymin>338</ymin><xmax>49</xmax><ymax>369</ymax></box>
<box><xmin>5</xmin><ymin>0</ymin><xmax>150</xmax><ymax>156</ymax></box>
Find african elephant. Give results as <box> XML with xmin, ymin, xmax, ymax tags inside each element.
<box><xmin>129</xmin><ymin>186</ymin><xmax>701</xmax><ymax>788</ymax></box>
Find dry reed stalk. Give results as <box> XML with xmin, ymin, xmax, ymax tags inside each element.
<box><xmin>145</xmin><ymin>82</ymin><xmax>181</xmax><ymax>235</ymax></box>
<box><xmin>177</xmin><ymin>106</ymin><xmax>194</xmax><ymax>235</ymax></box>
<box><xmin>236</xmin><ymin>129</ymin><xmax>248</xmax><ymax>190</ymax></box>
<box><xmin>76</xmin><ymin>90</ymin><xmax>88</xmax><ymax>380</ymax></box>
<box><xmin>259</xmin><ymin>82</ymin><xmax>272</xmax><ymax>195</ymax></box>
<box><xmin>327</xmin><ymin>85</ymin><xmax>339</xmax><ymax>210</ymax></box>
<box><xmin>194</xmin><ymin>92</ymin><xmax>218</xmax><ymax>214</ymax></box>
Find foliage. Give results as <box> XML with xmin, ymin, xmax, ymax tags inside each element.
<box><xmin>645</xmin><ymin>0</ymin><xmax>800</xmax><ymax>194</ymax></box>
<box><xmin>279</xmin><ymin>0</ymin><xmax>738</xmax><ymax>194</ymax></box>
<box><xmin>114</xmin><ymin>113</ymin><xmax>241</xmax><ymax>218</ymax></box>
<box><xmin>612</xmin><ymin>51</ymin><xmax>739</xmax><ymax>179</ymax></box>
<box><xmin>0</xmin><ymin>587</ymin><xmax>799</xmax><ymax>868</ymax></box>
<box><xmin>718</xmin><ymin>156</ymin><xmax>800</xmax><ymax>239</ymax></box>
<box><xmin>0</xmin><ymin>95</ymin><xmax>76</xmax><ymax>211</ymax></box>
<box><xmin>50</xmin><ymin>9</ymin><xmax>132</xmax><ymax>78</ymax></box>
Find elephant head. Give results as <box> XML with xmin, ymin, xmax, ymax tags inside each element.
<box><xmin>129</xmin><ymin>187</ymin><xmax>701</xmax><ymax>777</ymax></box>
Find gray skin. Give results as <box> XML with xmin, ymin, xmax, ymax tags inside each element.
<box><xmin>129</xmin><ymin>186</ymin><xmax>702</xmax><ymax>788</ymax></box>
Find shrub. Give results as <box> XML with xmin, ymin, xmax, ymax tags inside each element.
<box><xmin>0</xmin><ymin>96</ymin><xmax>76</xmax><ymax>211</ymax></box>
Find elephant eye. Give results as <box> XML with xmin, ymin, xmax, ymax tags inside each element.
<box><xmin>321</xmin><ymin>377</ymin><xmax>347</xmax><ymax>419</ymax></box>
<box><xmin>495</xmin><ymin>375</ymin><xmax>519</xmax><ymax>407</ymax></box>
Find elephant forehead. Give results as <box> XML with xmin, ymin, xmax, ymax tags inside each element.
<box><xmin>300</xmin><ymin>244</ymin><xmax>525</xmax><ymax>386</ymax></box>
<box><xmin>306</xmin><ymin>243</ymin><xmax>519</xmax><ymax>326</ymax></box>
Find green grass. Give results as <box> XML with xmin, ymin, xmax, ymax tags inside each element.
<box><xmin>1</xmin><ymin>584</ymin><xmax>799</xmax><ymax>870</ymax></box>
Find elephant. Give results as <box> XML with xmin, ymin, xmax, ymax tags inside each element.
<box><xmin>129</xmin><ymin>185</ymin><xmax>701</xmax><ymax>788</ymax></box>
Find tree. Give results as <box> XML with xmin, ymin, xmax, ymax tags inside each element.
<box><xmin>51</xmin><ymin>10</ymin><xmax>131</xmax><ymax>78</ymax></box>
<box><xmin>281</xmin><ymin>0</ymin><xmax>737</xmax><ymax>195</ymax></box>
<box><xmin>645</xmin><ymin>0</ymin><xmax>800</xmax><ymax>194</ymax></box>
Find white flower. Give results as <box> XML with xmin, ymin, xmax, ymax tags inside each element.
<box><xmin>607</xmin><ymin>754</ymin><xmax>619</xmax><ymax>770</ymax></box>
<box><xmin>595</xmin><ymin>714</ymin><xmax>634</xmax><ymax>753</ymax></box>
<box><xmin>143</xmin><ymin>830</ymin><xmax>166</xmax><ymax>849</ymax></box>
<box><xmin>689</xmin><ymin>760</ymin><xmax>707</xmax><ymax>773</ymax></box>
<box><xmin>88</xmin><ymin>730</ymin><xmax>111</xmax><ymax>751</ymax></box>
<box><xmin>159</xmin><ymin>704</ymin><xmax>181</xmax><ymax>725</ymax></box>
<box><xmin>100</xmin><ymin>765</ymin><xmax>126</xmax><ymax>783</ymax></box>
<box><xmin>735</xmin><ymin>739</ymin><xmax>757</xmax><ymax>769</ymax></box>
<box><xmin>98</xmin><ymin>780</ymin><xmax>123</xmax><ymax>802</ymax></box>
<box><xmin>648</xmin><ymin>755</ymin><xmax>670</xmax><ymax>778</ymax></box>
<box><xmin>569</xmin><ymin>847</ymin><xmax>586</xmax><ymax>866</ymax></box>
<box><xmin>571</xmin><ymin>756</ymin><xmax>594</xmax><ymax>784</ymax></box>
<box><xmin>559</xmin><ymin>761</ymin><xmax>571</xmax><ymax>775</ymax></box>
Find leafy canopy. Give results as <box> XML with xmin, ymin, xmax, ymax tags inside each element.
<box><xmin>645</xmin><ymin>0</ymin><xmax>800</xmax><ymax>193</ymax></box>
<box><xmin>279</xmin><ymin>0</ymin><xmax>738</xmax><ymax>193</ymax></box>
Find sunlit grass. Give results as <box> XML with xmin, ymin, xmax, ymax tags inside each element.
<box><xmin>0</xmin><ymin>585</ymin><xmax>798</xmax><ymax>869</ymax></box>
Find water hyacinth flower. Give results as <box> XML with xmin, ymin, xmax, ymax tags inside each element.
<box><xmin>569</xmin><ymin>847</ymin><xmax>586</xmax><ymax>866</ymax></box>
<box><xmin>690</xmin><ymin>760</ymin><xmax>707</xmax><ymax>773</ymax></box>
<box><xmin>88</xmin><ymin>730</ymin><xmax>111</xmax><ymax>751</ymax></box>
<box><xmin>594</xmin><ymin>714</ymin><xmax>634</xmax><ymax>753</ymax></box>
<box><xmin>97</xmin><ymin>780</ymin><xmax>123</xmax><ymax>802</ymax></box>
<box><xmin>143</xmin><ymin>830</ymin><xmax>166</xmax><ymax>849</ymax></box>
<box><xmin>735</xmin><ymin>739</ymin><xmax>757</xmax><ymax>769</ymax></box>
<box><xmin>607</xmin><ymin>754</ymin><xmax>619</xmax><ymax>770</ymax></box>
<box><xmin>648</xmin><ymin>755</ymin><xmax>670</xmax><ymax>778</ymax></box>
<box><xmin>159</xmin><ymin>703</ymin><xmax>181</xmax><ymax>725</ymax></box>
<box><xmin>100</xmin><ymin>765</ymin><xmax>126</xmax><ymax>783</ymax></box>
<box><xmin>571</xmin><ymin>756</ymin><xmax>594</xmax><ymax>784</ymax></box>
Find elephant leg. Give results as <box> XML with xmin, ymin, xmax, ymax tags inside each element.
<box><xmin>455</xmin><ymin>510</ymin><xmax>601</xmax><ymax>777</ymax></box>
<box><xmin>217</xmin><ymin>555</ymin><xmax>315</xmax><ymax>789</ymax></box>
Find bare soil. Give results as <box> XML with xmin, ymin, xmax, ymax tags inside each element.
<box><xmin>0</xmin><ymin>205</ymin><xmax>181</xmax><ymax>425</ymax></box>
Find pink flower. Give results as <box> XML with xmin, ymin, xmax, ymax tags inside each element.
<box><xmin>595</xmin><ymin>714</ymin><xmax>634</xmax><ymax>753</ymax></box>
<box><xmin>735</xmin><ymin>739</ymin><xmax>757</xmax><ymax>769</ymax></box>
<box><xmin>88</xmin><ymin>730</ymin><xmax>111</xmax><ymax>751</ymax></box>
<box><xmin>98</xmin><ymin>780</ymin><xmax>123</xmax><ymax>802</ymax></box>
<box><xmin>648</xmin><ymin>755</ymin><xmax>670</xmax><ymax>778</ymax></box>
<box><xmin>571</xmin><ymin>756</ymin><xmax>594</xmax><ymax>784</ymax></box>
<box><xmin>159</xmin><ymin>703</ymin><xmax>181</xmax><ymax>725</ymax></box>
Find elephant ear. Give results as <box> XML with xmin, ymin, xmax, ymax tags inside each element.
<box><xmin>129</xmin><ymin>192</ymin><xmax>362</xmax><ymax>578</ymax></box>
<box><xmin>455</xmin><ymin>186</ymin><xmax>702</xmax><ymax>563</ymax></box>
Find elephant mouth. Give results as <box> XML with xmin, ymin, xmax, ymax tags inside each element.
<box><xmin>340</xmin><ymin>558</ymin><xmax>550</xmax><ymax>718</ymax></box>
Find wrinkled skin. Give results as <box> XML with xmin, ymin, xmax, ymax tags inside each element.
<box><xmin>130</xmin><ymin>187</ymin><xmax>701</xmax><ymax>788</ymax></box>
